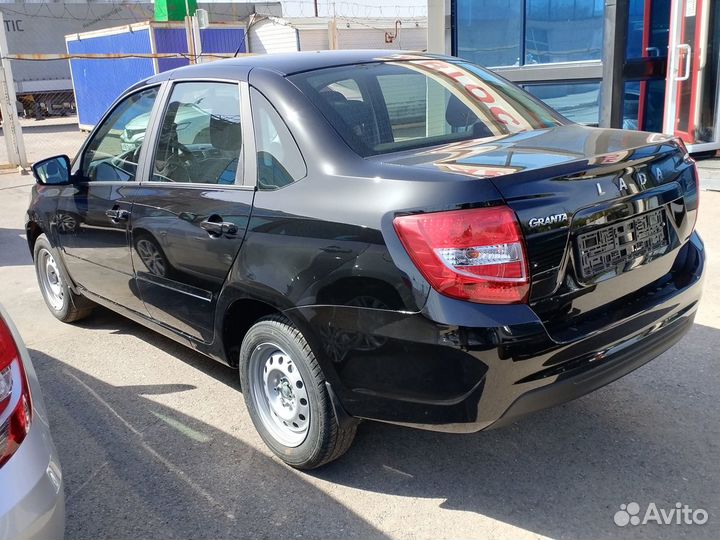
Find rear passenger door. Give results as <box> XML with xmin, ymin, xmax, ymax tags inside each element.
<box><xmin>129</xmin><ymin>80</ymin><xmax>255</xmax><ymax>342</ymax></box>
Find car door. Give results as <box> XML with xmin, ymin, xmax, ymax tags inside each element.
<box><xmin>129</xmin><ymin>79</ymin><xmax>255</xmax><ymax>342</ymax></box>
<box><xmin>56</xmin><ymin>85</ymin><xmax>161</xmax><ymax>313</ymax></box>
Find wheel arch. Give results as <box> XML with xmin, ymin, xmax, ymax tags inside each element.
<box><xmin>219</xmin><ymin>295</ymin><xmax>283</xmax><ymax>367</ymax></box>
<box><xmin>315</xmin><ymin>276</ymin><xmax>404</xmax><ymax>309</ymax></box>
<box><xmin>25</xmin><ymin>220</ymin><xmax>45</xmax><ymax>260</ymax></box>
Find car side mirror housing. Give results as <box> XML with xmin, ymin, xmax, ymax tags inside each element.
<box><xmin>32</xmin><ymin>155</ymin><xmax>72</xmax><ymax>185</ymax></box>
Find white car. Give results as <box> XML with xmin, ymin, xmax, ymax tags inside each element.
<box><xmin>0</xmin><ymin>305</ymin><xmax>64</xmax><ymax>540</ymax></box>
<box><xmin>120</xmin><ymin>103</ymin><xmax>210</xmax><ymax>152</ymax></box>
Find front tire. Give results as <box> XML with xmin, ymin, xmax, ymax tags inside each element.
<box><xmin>34</xmin><ymin>234</ymin><xmax>94</xmax><ymax>323</ymax></box>
<box><xmin>240</xmin><ymin>315</ymin><xmax>357</xmax><ymax>469</ymax></box>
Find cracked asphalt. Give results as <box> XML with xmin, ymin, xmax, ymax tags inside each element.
<box><xmin>0</xmin><ymin>124</ymin><xmax>718</xmax><ymax>539</ymax></box>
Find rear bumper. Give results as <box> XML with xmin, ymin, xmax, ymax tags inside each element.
<box><xmin>287</xmin><ymin>232</ymin><xmax>704</xmax><ymax>433</ymax></box>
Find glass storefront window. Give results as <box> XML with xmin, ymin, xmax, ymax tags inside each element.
<box><xmin>525</xmin><ymin>0</ymin><xmax>604</xmax><ymax>64</ymax></box>
<box><xmin>455</xmin><ymin>0</ymin><xmax>522</xmax><ymax>67</ymax></box>
<box><xmin>455</xmin><ymin>0</ymin><xmax>605</xmax><ymax>67</ymax></box>
<box><xmin>626</xmin><ymin>0</ymin><xmax>647</xmax><ymax>59</ymax></box>
<box><xmin>524</xmin><ymin>82</ymin><xmax>601</xmax><ymax>125</ymax></box>
<box><xmin>627</xmin><ymin>0</ymin><xmax>670</xmax><ymax>59</ymax></box>
<box><xmin>623</xmin><ymin>81</ymin><xmax>641</xmax><ymax>130</ymax></box>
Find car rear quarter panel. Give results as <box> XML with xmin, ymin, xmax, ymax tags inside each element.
<box><xmin>210</xmin><ymin>69</ymin><xmax>508</xmax><ymax>401</ymax></box>
<box><xmin>241</xmin><ymin>68</ymin><xmax>507</xmax><ymax>311</ymax></box>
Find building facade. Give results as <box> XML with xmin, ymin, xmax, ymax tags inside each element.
<box><xmin>428</xmin><ymin>0</ymin><xmax>720</xmax><ymax>152</ymax></box>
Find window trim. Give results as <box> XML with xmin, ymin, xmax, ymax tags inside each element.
<box><xmin>71</xmin><ymin>83</ymin><xmax>163</xmax><ymax>184</ymax></box>
<box><xmin>140</xmin><ymin>77</ymin><xmax>255</xmax><ymax>190</ymax></box>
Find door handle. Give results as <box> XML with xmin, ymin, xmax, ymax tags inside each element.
<box><xmin>200</xmin><ymin>219</ymin><xmax>238</xmax><ymax>237</ymax></box>
<box><xmin>105</xmin><ymin>208</ymin><xmax>130</xmax><ymax>221</ymax></box>
<box><xmin>676</xmin><ymin>44</ymin><xmax>692</xmax><ymax>81</ymax></box>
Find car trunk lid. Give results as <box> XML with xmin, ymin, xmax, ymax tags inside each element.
<box><xmin>378</xmin><ymin>125</ymin><xmax>699</xmax><ymax>340</ymax></box>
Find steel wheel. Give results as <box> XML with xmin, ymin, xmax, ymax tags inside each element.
<box><xmin>37</xmin><ymin>248</ymin><xmax>64</xmax><ymax>311</ymax></box>
<box><xmin>247</xmin><ymin>342</ymin><xmax>310</xmax><ymax>448</ymax></box>
<box><xmin>136</xmin><ymin>238</ymin><xmax>167</xmax><ymax>277</ymax></box>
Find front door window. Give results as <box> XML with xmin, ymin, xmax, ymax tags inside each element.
<box><xmin>80</xmin><ymin>87</ymin><xmax>158</xmax><ymax>182</ymax></box>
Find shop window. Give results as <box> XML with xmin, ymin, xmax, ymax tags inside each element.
<box><xmin>455</xmin><ymin>0</ymin><xmax>604</xmax><ymax>67</ymax></box>
<box><xmin>525</xmin><ymin>0</ymin><xmax>604</xmax><ymax>64</ymax></box>
<box><xmin>455</xmin><ymin>0</ymin><xmax>522</xmax><ymax>67</ymax></box>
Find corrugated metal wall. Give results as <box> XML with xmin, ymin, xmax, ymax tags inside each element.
<box><xmin>154</xmin><ymin>28</ymin><xmax>189</xmax><ymax>72</ymax></box>
<box><xmin>5</xmin><ymin>2</ymin><xmax>278</xmax><ymax>94</ymax></box>
<box><xmin>248</xmin><ymin>19</ymin><xmax>298</xmax><ymax>53</ymax></box>
<box><xmin>298</xmin><ymin>29</ymin><xmax>329</xmax><ymax>51</ymax></box>
<box><xmin>67</xmin><ymin>28</ymin><xmax>155</xmax><ymax>128</ymax></box>
<box><xmin>154</xmin><ymin>27</ymin><xmax>245</xmax><ymax>72</ymax></box>
<box><xmin>336</xmin><ymin>27</ymin><xmax>427</xmax><ymax>51</ymax></box>
<box><xmin>201</xmin><ymin>27</ymin><xmax>245</xmax><ymax>56</ymax></box>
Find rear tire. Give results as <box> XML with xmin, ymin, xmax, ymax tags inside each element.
<box><xmin>239</xmin><ymin>314</ymin><xmax>357</xmax><ymax>469</ymax></box>
<box><xmin>34</xmin><ymin>234</ymin><xmax>94</xmax><ymax>323</ymax></box>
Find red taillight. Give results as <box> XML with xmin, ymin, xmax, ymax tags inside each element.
<box><xmin>393</xmin><ymin>206</ymin><xmax>530</xmax><ymax>304</ymax></box>
<box><xmin>0</xmin><ymin>315</ymin><xmax>32</xmax><ymax>468</ymax></box>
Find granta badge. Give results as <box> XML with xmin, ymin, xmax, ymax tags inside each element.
<box><xmin>528</xmin><ymin>213</ymin><xmax>568</xmax><ymax>227</ymax></box>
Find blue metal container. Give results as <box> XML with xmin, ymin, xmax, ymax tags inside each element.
<box><xmin>67</xmin><ymin>21</ymin><xmax>245</xmax><ymax>129</ymax></box>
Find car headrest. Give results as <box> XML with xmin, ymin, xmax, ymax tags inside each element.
<box><xmin>210</xmin><ymin>114</ymin><xmax>242</xmax><ymax>152</ymax></box>
<box><xmin>320</xmin><ymin>89</ymin><xmax>350</xmax><ymax>105</ymax></box>
<box><xmin>446</xmin><ymin>94</ymin><xmax>480</xmax><ymax>129</ymax></box>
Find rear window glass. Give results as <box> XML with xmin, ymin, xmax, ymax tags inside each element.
<box><xmin>289</xmin><ymin>59</ymin><xmax>565</xmax><ymax>157</ymax></box>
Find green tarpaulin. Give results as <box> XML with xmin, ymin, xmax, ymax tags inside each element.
<box><xmin>155</xmin><ymin>0</ymin><xmax>196</xmax><ymax>21</ymax></box>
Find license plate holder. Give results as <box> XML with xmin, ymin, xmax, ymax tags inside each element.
<box><xmin>575</xmin><ymin>208</ymin><xmax>669</xmax><ymax>281</ymax></box>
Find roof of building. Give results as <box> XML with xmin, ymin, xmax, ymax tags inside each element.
<box><xmin>253</xmin><ymin>15</ymin><xmax>427</xmax><ymax>30</ymax></box>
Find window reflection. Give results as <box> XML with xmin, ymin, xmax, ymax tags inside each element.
<box><xmin>455</xmin><ymin>0</ymin><xmax>522</xmax><ymax>67</ymax></box>
<box><xmin>525</xmin><ymin>0</ymin><xmax>604</xmax><ymax>64</ymax></box>
<box><xmin>455</xmin><ymin>0</ymin><xmax>605</xmax><ymax>67</ymax></box>
<box><xmin>291</xmin><ymin>59</ymin><xmax>563</xmax><ymax>156</ymax></box>
<box><xmin>524</xmin><ymin>82</ymin><xmax>600</xmax><ymax>125</ymax></box>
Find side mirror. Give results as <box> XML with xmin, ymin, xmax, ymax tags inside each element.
<box><xmin>32</xmin><ymin>155</ymin><xmax>71</xmax><ymax>185</ymax></box>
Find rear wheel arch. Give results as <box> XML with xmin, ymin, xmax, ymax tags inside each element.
<box><xmin>220</xmin><ymin>297</ymin><xmax>282</xmax><ymax>367</ymax></box>
<box><xmin>316</xmin><ymin>276</ymin><xmax>404</xmax><ymax>310</ymax></box>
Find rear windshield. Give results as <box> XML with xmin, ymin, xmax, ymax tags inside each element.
<box><xmin>289</xmin><ymin>58</ymin><xmax>566</xmax><ymax>157</ymax></box>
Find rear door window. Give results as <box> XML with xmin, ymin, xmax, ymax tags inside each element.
<box><xmin>150</xmin><ymin>82</ymin><xmax>242</xmax><ymax>185</ymax></box>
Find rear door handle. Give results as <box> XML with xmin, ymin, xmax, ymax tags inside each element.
<box><xmin>105</xmin><ymin>208</ymin><xmax>130</xmax><ymax>221</ymax></box>
<box><xmin>200</xmin><ymin>219</ymin><xmax>238</xmax><ymax>237</ymax></box>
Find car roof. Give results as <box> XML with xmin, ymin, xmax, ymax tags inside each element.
<box><xmin>142</xmin><ymin>50</ymin><xmax>451</xmax><ymax>85</ymax></box>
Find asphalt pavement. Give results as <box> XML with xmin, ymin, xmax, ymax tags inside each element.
<box><xmin>0</xmin><ymin>128</ymin><xmax>718</xmax><ymax>539</ymax></box>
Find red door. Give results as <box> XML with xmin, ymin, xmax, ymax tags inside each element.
<box><xmin>665</xmin><ymin>0</ymin><xmax>709</xmax><ymax>143</ymax></box>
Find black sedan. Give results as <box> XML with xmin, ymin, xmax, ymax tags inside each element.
<box><xmin>26</xmin><ymin>51</ymin><xmax>704</xmax><ymax>469</ymax></box>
